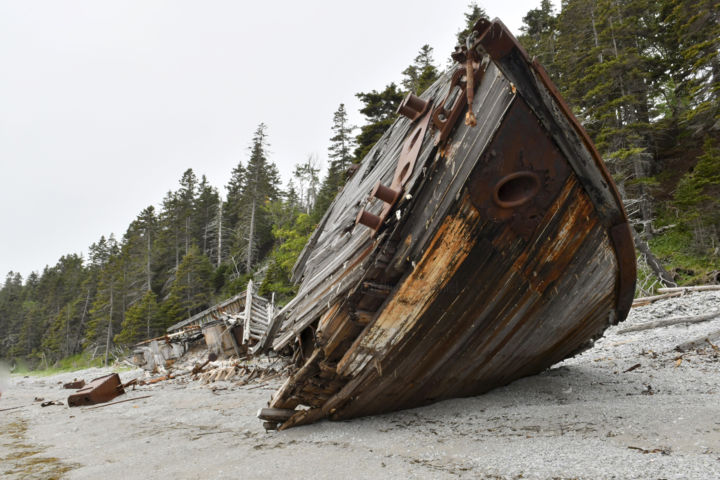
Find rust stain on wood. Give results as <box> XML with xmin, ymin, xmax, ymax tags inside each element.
<box><xmin>337</xmin><ymin>202</ymin><xmax>481</xmax><ymax>377</ymax></box>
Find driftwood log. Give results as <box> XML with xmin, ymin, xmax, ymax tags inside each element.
<box><xmin>657</xmin><ymin>285</ymin><xmax>720</xmax><ymax>294</ymax></box>
<box><xmin>632</xmin><ymin>285</ymin><xmax>720</xmax><ymax>307</ymax></box>
<box><xmin>632</xmin><ymin>291</ymin><xmax>684</xmax><ymax>307</ymax></box>
<box><xmin>633</xmin><ymin>234</ymin><xmax>676</xmax><ymax>288</ymax></box>
<box><xmin>676</xmin><ymin>330</ymin><xmax>720</xmax><ymax>352</ymax></box>
<box><xmin>619</xmin><ymin>310</ymin><xmax>720</xmax><ymax>334</ymax></box>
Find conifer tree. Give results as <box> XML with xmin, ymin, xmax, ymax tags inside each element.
<box><xmin>663</xmin><ymin>0</ymin><xmax>720</xmax><ymax>136</ymax></box>
<box><xmin>552</xmin><ymin>0</ymin><xmax>658</xmax><ymax>225</ymax></box>
<box><xmin>115</xmin><ymin>290</ymin><xmax>160</xmax><ymax>345</ymax></box>
<box><xmin>674</xmin><ymin>137</ymin><xmax>720</xmax><ymax>252</ymax></box>
<box><xmin>519</xmin><ymin>0</ymin><xmax>558</xmax><ymax>69</ymax></box>
<box><xmin>177</xmin><ymin>168</ymin><xmax>198</xmax><ymax>258</ymax></box>
<box><xmin>294</xmin><ymin>154</ymin><xmax>321</xmax><ymax>214</ymax></box>
<box><xmin>86</xmin><ymin>236</ymin><xmax>123</xmax><ymax>365</ymax></box>
<box><xmin>122</xmin><ymin>207</ymin><xmax>157</xmax><ymax>302</ymax></box>
<box><xmin>316</xmin><ymin>104</ymin><xmax>356</xmax><ymax>218</ymax></box>
<box><xmin>16</xmin><ymin>297</ymin><xmax>43</xmax><ymax>359</ymax></box>
<box><xmin>194</xmin><ymin>175</ymin><xmax>220</xmax><ymax>259</ymax></box>
<box><xmin>260</xmin><ymin>213</ymin><xmax>315</xmax><ymax>303</ymax></box>
<box><xmin>0</xmin><ymin>272</ymin><xmax>24</xmax><ymax>357</ymax></box>
<box><xmin>401</xmin><ymin>45</ymin><xmax>440</xmax><ymax>95</ymax></box>
<box><xmin>167</xmin><ymin>245</ymin><xmax>213</xmax><ymax>320</ymax></box>
<box><xmin>229</xmin><ymin>123</ymin><xmax>280</xmax><ymax>273</ymax></box>
<box><xmin>38</xmin><ymin>254</ymin><xmax>86</xmax><ymax>361</ymax></box>
<box><xmin>354</xmin><ymin>83</ymin><xmax>404</xmax><ymax>161</ymax></box>
<box><xmin>456</xmin><ymin>2</ymin><xmax>489</xmax><ymax>46</ymax></box>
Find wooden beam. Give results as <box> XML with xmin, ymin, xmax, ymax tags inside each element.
<box><xmin>632</xmin><ymin>291</ymin><xmax>683</xmax><ymax>307</ymax></box>
<box><xmin>657</xmin><ymin>285</ymin><xmax>720</xmax><ymax>294</ymax></box>
<box><xmin>257</xmin><ymin>407</ymin><xmax>296</xmax><ymax>422</ymax></box>
<box><xmin>619</xmin><ymin>310</ymin><xmax>720</xmax><ymax>334</ymax></box>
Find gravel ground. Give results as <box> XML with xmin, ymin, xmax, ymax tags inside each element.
<box><xmin>1</xmin><ymin>291</ymin><xmax>719</xmax><ymax>479</ymax></box>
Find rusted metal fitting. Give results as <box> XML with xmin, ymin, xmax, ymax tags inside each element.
<box><xmin>471</xmin><ymin>18</ymin><xmax>493</xmax><ymax>39</ymax></box>
<box><xmin>63</xmin><ymin>379</ymin><xmax>86</xmax><ymax>390</ymax></box>
<box><xmin>451</xmin><ymin>45</ymin><xmax>467</xmax><ymax>64</ymax></box>
<box><xmin>452</xmin><ymin>18</ymin><xmax>492</xmax><ymax>64</ymax></box>
<box><xmin>355</xmin><ymin>209</ymin><xmax>382</xmax><ymax>230</ymax></box>
<box><xmin>67</xmin><ymin>373</ymin><xmax>125</xmax><ymax>407</ymax></box>
<box><xmin>397</xmin><ymin>93</ymin><xmax>430</xmax><ymax>121</ymax></box>
<box><xmin>371</xmin><ymin>182</ymin><xmax>401</xmax><ymax>205</ymax></box>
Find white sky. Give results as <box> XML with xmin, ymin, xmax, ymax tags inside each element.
<box><xmin>0</xmin><ymin>0</ymin><xmax>554</xmax><ymax>280</ymax></box>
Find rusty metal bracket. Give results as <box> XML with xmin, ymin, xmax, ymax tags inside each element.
<box><xmin>63</xmin><ymin>379</ymin><xmax>86</xmax><ymax>390</ymax></box>
<box><xmin>397</xmin><ymin>93</ymin><xmax>430</xmax><ymax>122</ymax></box>
<box><xmin>432</xmin><ymin>62</ymin><xmax>485</xmax><ymax>146</ymax></box>
<box><xmin>355</xmin><ymin>209</ymin><xmax>383</xmax><ymax>230</ymax></box>
<box><xmin>356</xmin><ymin>101</ymin><xmax>433</xmax><ymax>235</ymax></box>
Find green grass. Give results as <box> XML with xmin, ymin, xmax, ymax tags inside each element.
<box><xmin>650</xmin><ymin>227</ymin><xmax>720</xmax><ymax>285</ymax></box>
<box><xmin>12</xmin><ymin>352</ymin><xmax>110</xmax><ymax>377</ymax></box>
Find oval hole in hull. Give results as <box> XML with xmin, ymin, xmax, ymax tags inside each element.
<box><xmin>493</xmin><ymin>171</ymin><xmax>540</xmax><ymax>208</ymax></box>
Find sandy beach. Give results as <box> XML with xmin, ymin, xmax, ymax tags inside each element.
<box><xmin>2</xmin><ymin>290</ymin><xmax>719</xmax><ymax>479</ymax></box>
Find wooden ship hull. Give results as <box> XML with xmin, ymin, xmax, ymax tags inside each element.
<box><xmin>257</xmin><ymin>18</ymin><xmax>636</xmax><ymax>430</ymax></box>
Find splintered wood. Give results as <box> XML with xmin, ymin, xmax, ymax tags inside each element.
<box><xmin>137</xmin><ymin>352</ymin><xmax>290</xmax><ymax>390</ymax></box>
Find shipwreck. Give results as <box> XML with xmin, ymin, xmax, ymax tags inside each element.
<box><xmin>257</xmin><ymin>18</ymin><xmax>636</xmax><ymax>430</ymax></box>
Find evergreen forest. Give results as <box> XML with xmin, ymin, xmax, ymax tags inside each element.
<box><xmin>1</xmin><ymin>0</ymin><xmax>718</xmax><ymax>369</ymax></box>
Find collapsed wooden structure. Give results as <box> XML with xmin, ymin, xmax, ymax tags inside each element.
<box><xmin>133</xmin><ymin>281</ymin><xmax>275</xmax><ymax>369</ymax></box>
<box><xmin>258</xmin><ymin>18</ymin><xmax>636</xmax><ymax>430</ymax></box>
<box><xmin>167</xmin><ymin>279</ymin><xmax>272</xmax><ymax>334</ymax></box>
<box><xmin>166</xmin><ymin>280</ymin><xmax>274</xmax><ymax>354</ymax></box>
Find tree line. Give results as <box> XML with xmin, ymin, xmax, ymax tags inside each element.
<box><xmin>518</xmin><ymin>0</ymin><xmax>719</xmax><ymax>288</ymax></box>
<box><xmin>1</xmin><ymin>1</ymin><xmax>718</xmax><ymax>367</ymax></box>
<box><xmin>0</xmin><ymin>23</ymin><xmax>447</xmax><ymax>367</ymax></box>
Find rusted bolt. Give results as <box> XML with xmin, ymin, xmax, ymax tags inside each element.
<box><xmin>397</xmin><ymin>93</ymin><xmax>430</xmax><ymax>121</ymax></box>
<box><xmin>371</xmin><ymin>182</ymin><xmax>401</xmax><ymax>204</ymax></box>
<box><xmin>355</xmin><ymin>209</ymin><xmax>382</xmax><ymax>230</ymax></box>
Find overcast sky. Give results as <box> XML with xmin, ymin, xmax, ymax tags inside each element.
<box><xmin>0</xmin><ymin>0</ymin><xmax>554</xmax><ymax>280</ymax></box>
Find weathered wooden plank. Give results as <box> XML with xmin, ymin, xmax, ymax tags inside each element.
<box><xmin>619</xmin><ymin>310</ymin><xmax>720</xmax><ymax>334</ymax></box>
<box><xmin>271</xmin><ymin>65</ymin><xmax>511</xmax><ymax>352</ymax></box>
<box><xmin>257</xmin><ymin>407</ymin><xmax>296</xmax><ymax>422</ymax></box>
<box><xmin>657</xmin><ymin>285</ymin><xmax>720</xmax><ymax>294</ymax></box>
<box><xmin>272</xmin><ymin>247</ymin><xmax>375</xmax><ymax>350</ymax></box>
<box><xmin>390</xmin><ymin>63</ymin><xmax>515</xmax><ymax>269</ymax></box>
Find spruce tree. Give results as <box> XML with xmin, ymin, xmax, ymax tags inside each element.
<box><xmin>177</xmin><ymin>168</ymin><xmax>198</xmax><ymax>258</ymax></box>
<box><xmin>38</xmin><ymin>254</ymin><xmax>86</xmax><ymax>361</ymax></box>
<box><xmin>167</xmin><ymin>245</ymin><xmax>213</xmax><ymax>320</ymax></box>
<box><xmin>316</xmin><ymin>104</ymin><xmax>356</xmax><ymax>218</ymax></box>
<box><xmin>115</xmin><ymin>290</ymin><xmax>160</xmax><ymax>345</ymax></box>
<box><xmin>354</xmin><ymin>83</ymin><xmax>404</xmax><ymax>161</ymax></box>
<box><xmin>0</xmin><ymin>272</ymin><xmax>24</xmax><ymax>357</ymax></box>
<box><xmin>294</xmin><ymin>154</ymin><xmax>321</xmax><ymax>215</ymax></box>
<box><xmin>86</xmin><ymin>236</ymin><xmax>123</xmax><ymax>365</ymax></box>
<box><xmin>401</xmin><ymin>45</ymin><xmax>440</xmax><ymax>95</ymax></box>
<box><xmin>674</xmin><ymin>137</ymin><xmax>720</xmax><ymax>252</ymax></box>
<box><xmin>456</xmin><ymin>2</ymin><xmax>489</xmax><ymax>46</ymax></box>
<box><xmin>193</xmin><ymin>175</ymin><xmax>221</xmax><ymax>259</ymax></box>
<box><xmin>664</xmin><ymin>0</ymin><xmax>720</xmax><ymax>136</ymax></box>
<box><xmin>519</xmin><ymin>0</ymin><xmax>558</xmax><ymax>70</ymax></box>
<box><xmin>228</xmin><ymin>123</ymin><xmax>280</xmax><ymax>273</ymax></box>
